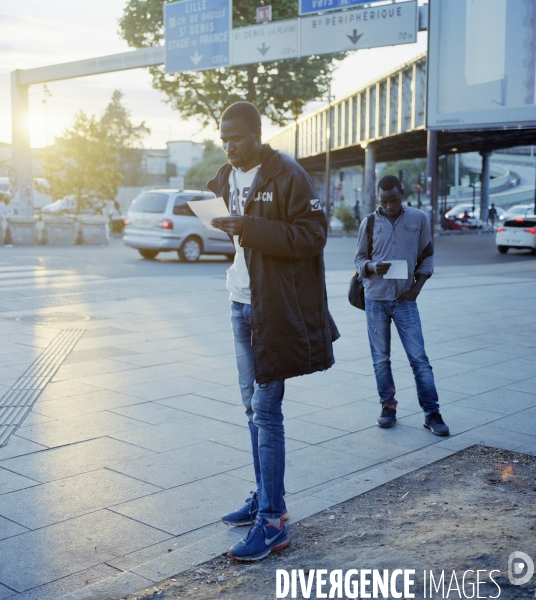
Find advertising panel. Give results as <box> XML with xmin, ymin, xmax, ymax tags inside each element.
<box><xmin>427</xmin><ymin>0</ymin><xmax>536</xmax><ymax>130</ymax></box>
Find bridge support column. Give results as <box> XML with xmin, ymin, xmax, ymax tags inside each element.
<box><xmin>11</xmin><ymin>72</ymin><xmax>33</xmax><ymax>216</ymax></box>
<box><xmin>426</xmin><ymin>130</ymin><xmax>438</xmax><ymax>233</ymax></box>
<box><xmin>480</xmin><ymin>151</ymin><xmax>491</xmax><ymax>224</ymax></box>
<box><xmin>363</xmin><ymin>142</ymin><xmax>376</xmax><ymax>215</ymax></box>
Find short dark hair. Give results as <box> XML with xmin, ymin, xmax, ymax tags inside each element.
<box><xmin>377</xmin><ymin>174</ymin><xmax>403</xmax><ymax>192</ymax></box>
<box><xmin>221</xmin><ymin>102</ymin><xmax>261</xmax><ymax>130</ymax></box>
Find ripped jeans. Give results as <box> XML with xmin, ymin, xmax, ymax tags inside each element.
<box><xmin>365</xmin><ymin>298</ymin><xmax>440</xmax><ymax>414</ymax></box>
<box><xmin>230</xmin><ymin>301</ymin><xmax>286</xmax><ymax>520</ymax></box>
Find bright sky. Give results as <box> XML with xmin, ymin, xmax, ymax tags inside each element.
<box><xmin>0</xmin><ymin>0</ymin><xmax>427</xmax><ymax>150</ymax></box>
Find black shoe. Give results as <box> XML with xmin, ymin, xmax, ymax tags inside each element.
<box><xmin>424</xmin><ymin>412</ymin><xmax>450</xmax><ymax>436</ymax></box>
<box><xmin>377</xmin><ymin>405</ymin><xmax>397</xmax><ymax>428</ymax></box>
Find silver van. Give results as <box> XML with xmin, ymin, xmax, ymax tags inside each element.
<box><xmin>123</xmin><ymin>189</ymin><xmax>235</xmax><ymax>262</ymax></box>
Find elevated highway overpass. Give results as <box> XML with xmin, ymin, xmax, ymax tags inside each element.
<box><xmin>266</xmin><ymin>53</ymin><xmax>536</xmax><ymax>219</ymax></box>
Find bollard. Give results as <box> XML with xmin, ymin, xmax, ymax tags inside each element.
<box><xmin>78</xmin><ymin>216</ymin><xmax>109</xmax><ymax>245</ymax></box>
<box><xmin>5</xmin><ymin>216</ymin><xmax>37</xmax><ymax>245</ymax></box>
<box><xmin>42</xmin><ymin>216</ymin><xmax>77</xmax><ymax>246</ymax></box>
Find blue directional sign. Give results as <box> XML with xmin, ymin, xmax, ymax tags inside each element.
<box><xmin>165</xmin><ymin>0</ymin><xmax>231</xmax><ymax>73</ymax></box>
<box><xmin>300</xmin><ymin>0</ymin><xmax>386</xmax><ymax>17</ymax></box>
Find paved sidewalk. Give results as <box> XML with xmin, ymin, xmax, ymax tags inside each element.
<box><xmin>0</xmin><ymin>245</ymin><xmax>534</xmax><ymax>599</ymax></box>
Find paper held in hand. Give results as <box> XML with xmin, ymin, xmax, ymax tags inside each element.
<box><xmin>382</xmin><ymin>260</ymin><xmax>408</xmax><ymax>280</ymax></box>
<box><xmin>187</xmin><ymin>197</ymin><xmax>229</xmax><ymax>232</ymax></box>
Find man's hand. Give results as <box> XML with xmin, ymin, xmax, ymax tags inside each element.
<box><xmin>211</xmin><ymin>216</ymin><xmax>244</xmax><ymax>236</ymax></box>
<box><xmin>367</xmin><ymin>261</ymin><xmax>392</xmax><ymax>276</ymax></box>
<box><xmin>396</xmin><ymin>288</ymin><xmax>419</xmax><ymax>302</ymax></box>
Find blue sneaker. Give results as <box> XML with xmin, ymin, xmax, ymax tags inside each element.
<box><xmin>227</xmin><ymin>518</ymin><xmax>289</xmax><ymax>561</ymax></box>
<box><xmin>221</xmin><ymin>491</ymin><xmax>289</xmax><ymax>527</ymax></box>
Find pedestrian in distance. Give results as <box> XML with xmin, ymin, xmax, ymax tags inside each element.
<box><xmin>209</xmin><ymin>102</ymin><xmax>339</xmax><ymax>562</ymax></box>
<box><xmin>354</xmin><ymin>174</ymin><xmax>450</xmax><ymax>436</ymax></box>
<box><xmin>488</xmin><ymin>203</ymin><xmax>498</xmax><ymax>232</ymax></box>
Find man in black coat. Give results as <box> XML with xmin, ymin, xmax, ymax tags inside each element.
<box><xmin>209</xmin><ymin>102</ymin><xmax>338</xmax><ymax>561</ymax></box>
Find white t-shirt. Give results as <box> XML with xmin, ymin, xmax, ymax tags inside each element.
<box><xmin>226</xmin><ymin>164</ymin><xmax>261</xmax><ymax>304</ymax></box>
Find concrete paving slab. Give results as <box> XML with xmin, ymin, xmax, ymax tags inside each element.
<box><xmin>128</xmin><ymin>528</ymin><xmax>245</xmax><ymax>587</ymax></box>
<box><xmin>484</xmin><ymin>406</ymin><xmax>536</xmax><ymax>437</ymax></box>
<box><xmin>296</xmin><ymin>400</ymin><xmax>418</xmax><ymax>433</ymax></box>
<box><xmin>109</xmin><ymin>441</ymin><xmax>251</xmax><ymax>489</ymax></box>
<box><xmin>35</xmin><ymin>380</ymin><xmax>101</xmax><ymax>402</ymax></box>
<box><xmin>33</xmin><ymin>390</ymin><xmax>147</xmax><ymax>420</ymax></box>
<box><xmin>284</xmin><ymin>378</ymin><xmax>378</xmax><ymax>408</ymax></box>
<box><xmin>106</xmin><ymin>522</ymin><xmax>222</xmax><ymax>572</ymax></box>
<box><xmin>436</xmin><ymin>373</ymin><xmax>509</xmax><ymax>396</ymax></box>
<box><xmin>0</xmin><ymin>515</ymin><xmax>29</xmax><ymax>541</ymax></box>
<box><xmin>319</xmin><ymin>424</ymin><xmax>439</xmax><ymax>461</ymax></box>
<box><xmin>284</xmin><ymin>418</ymin><xmax>348</xmax><ymax>444</ymax></box>
<box><xmin>0</xmin><ymin>437</ymin><xmax>156</xmax><ymax>483</ymax></box>
<box><xmin>11</xmin><ymin>564</ymin><xmax>122</xmax><ymax>600</ymax></box>
<box><xmin>110</xmin><ymin>474</ymin><xmax>251</xmax><ymax>536</ymax></box>
<box><xmin>0</xmin><ymin>467</ymin><xmax>38</xmax><ymax>495</ymax></box>
<box><xmin>154</xmin><ymin>395</ymin><xmax>246</xmax><ymax>426</ymax></box>
<box><xmin>0</xmin><ymin>509</ymin><xmax>170</xmax><ymax>592</ymax></box>
<box><xmin>63</xmin><ymin>346</ymin><xmax>140</xmax><ymax>365</ymax></box>
<box><xmin>57</xmin><ymin>572</ymin><xmax>154</xmax><ymax>600</ymax></box>
<box><xmin>0</xmin><ymin>436</ymin><xmax>48</xmax><ymax>461</ymax></box>
<box><xmin>102</xmin><ymin>375</ymin><xmax>222</xmax><ymax>401</ymax></box>
<box><xmin>503</xmin><ymin>376</ymin><xmax>536</xmax><ymax>394</ymax></box>
<box><xmin>16</xmin><ymin>411</ymin><xmax>145</xmax><ymax>448</ymax></box>
<box><xmin>51</xmin><ymin>359</ymin><xmax>138</xmax><ymax>382</ymax></box>
<box><xmin>108</xmin><ymin>401</ymin><xmax>192</xmax><ymax>425</ymax></box>
<box><xmin>212</xmin><ymin>432</ymin><xmax>308</xmax><ymax>454</ymax></box>
<box><xmin>0</xmin><ymin>468</ymin><xmax>161</xmax><ymax>529</ymax></box>
<box><xmin>454</xmin><ymin>388</ymin><xmax>536</xmax><ymax>414</ymax></box>
<box><xmin>110</xmin><ymin>414</ymin><xmax>246</xmax><ymax>453</ymax></box>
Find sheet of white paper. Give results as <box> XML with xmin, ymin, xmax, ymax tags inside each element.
<box><xmin>187</xmin><ymin>197</ymin><xmax>229</xmax><ymax>232</ymax></box>
<box><xmin>382</xmin><ymin>260</ymin><xmax>408</xmax><ymax>280</ymax></box>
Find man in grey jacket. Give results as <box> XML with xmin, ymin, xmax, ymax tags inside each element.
<box><xmin>355</xmin><ymin>174</ymin><xmax>449</xmax><ymax>436</ymax></box>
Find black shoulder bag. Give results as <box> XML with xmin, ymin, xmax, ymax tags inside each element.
<box><xmin>348</xmin><ymin>213</ymin><xmax>375</xmax><ymax>310</ymax></box>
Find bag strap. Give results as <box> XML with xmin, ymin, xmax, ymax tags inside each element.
<box><xmin>366</xmin><ymin>213</ymin><xmax>375</xmax><ymax>260</ymax></box>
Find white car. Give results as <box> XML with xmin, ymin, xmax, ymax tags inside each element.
<box><xmin>123</xmin><ymin>189</ymin><xmax>235</xmax><ymax>262</ymax></box>
<box><xmin>501</xmin><ymin>204</ymin><xmax>533</xmax><ymax>221</ymax></box>
<box><xmin>41</xmin><ymin>196</ymin><xmax>78</xmax><ymax>214</ymax></box>
<box><xmin>496</xmin><ymin>216</ymin><xmax>536</xmax><ymax>254</ymax></box>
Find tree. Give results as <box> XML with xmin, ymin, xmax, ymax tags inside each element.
<box><xmin>37</xmin><ymin>111</ymin><xmax>122</xmax><ymax>203</ymax></box>
<box><xmin>101</xmin><ymin>90</ymin><xmax>151</xmax><ymax>186</ymax></box>
<box><xmin>119</xmin><ymin>0</ymin><xmax>346</xmax><ymax>128</ymax></box>
<box><xmin>184</xmin><ymin>140</ymin><xmax>227</xmax><ymax>190</ymax></box>
<box><xmin>380</xmin><ymin>159</ymin><xmax>428</xmax><ymax>201</ymax></box>
<box><xmin>37</xmin><ymin>91</ymin><xmax>150</xmax><ymax>201</ymax></box>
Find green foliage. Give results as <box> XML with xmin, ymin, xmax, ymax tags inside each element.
<box><xmin>37</xmin><ymin>91</ymin><xmax>149</xmax><ymax>200</ymax></box>
<box><xmin>119</xmin><ymin>0</ymin><xmax>346</xmax><ymax>128</ymax></box>
<box><xmin>333</xmin><ymin>203</ymin><xmax>358</xmax><ymax>233</ymax></box>
<box><xmin>380</xmin><ymin>159</ymin><xmax>427</xmax><ymax>199</ymax></box>
<box><xmin>101</xmin><ymin>90</ymin><xmax>151</xmax><ymax>186</ymax></box>
<box><xmin>184</xmin><ymin>140</ymin><xmax>226</xmax><ymax>190</ymax></box>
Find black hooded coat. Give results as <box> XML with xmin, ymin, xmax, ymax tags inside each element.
<box><xmin>207</xmin><ymin>144</ymin><xmax>339</xmax><ymax>384</ymax></box>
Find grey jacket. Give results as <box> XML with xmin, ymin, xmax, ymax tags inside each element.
<box><xmin>354</xmin><ymin>206</ymin><xmax>434</xmax><ymax>301</ymax></box>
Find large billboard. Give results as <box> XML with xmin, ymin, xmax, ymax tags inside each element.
<box><xmin>427</xmin><ymin>0</ymin><xmax>536</xmax><ymax>130</ymax></box>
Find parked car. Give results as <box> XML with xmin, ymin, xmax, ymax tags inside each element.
<box><xmin>123</xmin><ymin>189</ymin><xmax>235</xmax><ymax>262</ymax></box>
<box><xmin>445</xmin><ymin>203</ymin><xmax>506</xmax><ymax>221</ymax></box>
<box><xmin>496</xmin><ymin>216</ymin><xmax>536</xmax><ymax>254</ymax></box>
<box><xmin>41</xmin><ymin>195</ymin><xmax>105</xmax><ymax>215</ymax></box>
<box><xmin>501</xmin><ymin>204</ymin><xmax>533</xmax><ymax>221</ymax></box>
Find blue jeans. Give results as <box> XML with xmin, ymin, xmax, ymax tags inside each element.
<box><xmin>365</xmin><ymin>298</ymin><xmax>440</xmax><ymax>414</ymax></box>
<box><xmin>230</xmin><ymin>301</ymin><xmax>286</xmax><ymax>520</ymax></box>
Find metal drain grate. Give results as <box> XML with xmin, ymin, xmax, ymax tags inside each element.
<box><xmin>0</xmin><ymin>329</ymin><xmax>85</xmax><ymax>447</ymax></box>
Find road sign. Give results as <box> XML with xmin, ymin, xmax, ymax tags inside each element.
<box><xmin>231</xmin><ymin>19</ymin><xmax>298</xmax><ymax>66</ymax></box>
<box><xmin>165</xmin><ymin>0</ymin><xmax>232</xmax><ymax>74</ymax></box>
<box><xmin>300</xmin><ymin>0</ymin><xmax>417</xmax><ymax>57</ymax></box>
<box><xmin>299</xmin><ymin>0</ymin><xmax>380</xmax><ymax>16</ymax></box>
<box><xmin>256</xmin><ymin>5</ymin><xmax>272</xmax><ymax>23</ymax></box>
